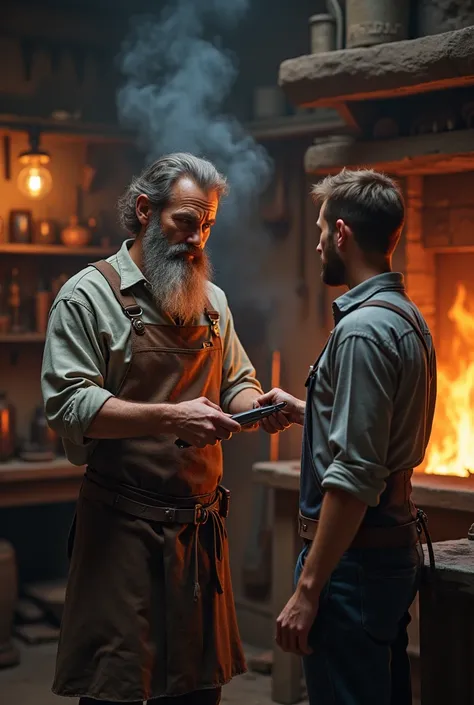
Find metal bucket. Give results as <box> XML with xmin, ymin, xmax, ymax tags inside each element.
<box><xmin>346</xmin><ymin>0</ymin><xmax>410</xmax><ymax>49</ymax></box>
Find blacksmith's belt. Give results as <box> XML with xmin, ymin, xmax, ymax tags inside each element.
<box><xmin>298</xmin><ymin>512</ymin><xmax>419</xmax><ymax>549</ymax></box>
<box><xmin>82</xmin><ymin>475</ymin><xmax>230</xmax><ymax>524</ymax></box>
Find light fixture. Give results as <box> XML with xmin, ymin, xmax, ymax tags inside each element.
<box><xmin>17</xmin><ymin>129</ymin><xmax>53</xmax><ymax>200</ymax></box>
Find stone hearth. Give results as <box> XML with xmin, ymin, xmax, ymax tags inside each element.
<box><xmin>273</xmin><ymin>13</ymin><xmax>474</xmax><ymax>703</ymax></box>
<box><xmin>279</xmin><ymin>26</ymin><xmax>474</xmax><ymax>107</ymax></box>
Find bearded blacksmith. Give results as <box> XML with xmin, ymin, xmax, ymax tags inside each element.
<box><xmin>41</xmin><ymin>153</ymin><xmax>279</xmax><ymax>705</ymax></box>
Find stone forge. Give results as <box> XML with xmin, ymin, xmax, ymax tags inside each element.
<box><xmin>279</xmin><ymin>26</ymin><xmax>474</xmax><ymax>107</ymax></box>
<box><xmin>273</xmin><ymin>17</ymin><xmax>474</xmax><ymax>705</ymax></box>
<box><xmin>279</xmin><ymin>26</ymin><xmax>474</xmax><ymax>176</ymax></box>
<box><xmin>277</xmin><ymin>22</ymin><xmax>474</xmax><ymax>488</ymax></box>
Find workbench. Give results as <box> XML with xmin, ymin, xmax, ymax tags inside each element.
<box><xmin>253</xmin><ymin>460</ymin><xmax>474</xmax><ymax>704</ymax></box>
<box><xmin>0</xmin><ymin>458</ymin><xmax>84</xmax><ymax>508</ymax></box>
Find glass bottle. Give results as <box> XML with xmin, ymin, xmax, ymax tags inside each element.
<box><xmin>8</xmin><ymin>268</ymin><xmax>21</xmax><ymax>334</ymax></box>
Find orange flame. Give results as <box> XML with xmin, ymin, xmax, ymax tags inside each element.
<box><xmin>423</xmin><ymin>283</ymin><xmax>474</xmax><ymax>477</ymax></box>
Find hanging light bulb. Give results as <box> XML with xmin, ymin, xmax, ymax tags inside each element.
<box><xmin>17</xmin><ymin>130</ymin><xmax>53</xmax><ymax>200</ymax></box>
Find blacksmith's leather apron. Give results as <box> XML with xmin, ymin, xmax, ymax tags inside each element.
<box><xmin>53</xmin><ymin>261</ymin><xmax>246</xmax><ymax>702</ymax></box>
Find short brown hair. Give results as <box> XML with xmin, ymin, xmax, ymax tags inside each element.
<box><xmin>311</xmin><ymin>168</ymin><xmax>405</xmax><ymax>255</ymax></box>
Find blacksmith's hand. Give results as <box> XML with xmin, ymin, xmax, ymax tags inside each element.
<box><xmin>172</xmin><ymin>397</ymin><xmax>241</xmax><ymax>449</ymax></box>
<box><xmin>276</xmin><ymin>589</ymin><xmax>318</xmax><ymax>656</ymax></box>
<box><xmin>254</xmin><ymin>387</ymin><xmax>303</xmax><ymax>432</ymax></box>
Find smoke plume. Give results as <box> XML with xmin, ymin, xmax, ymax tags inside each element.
<box><xmin>116</xmin><ymin>0</ymin><xmax>274</xmax><ymax>298</ymax></box>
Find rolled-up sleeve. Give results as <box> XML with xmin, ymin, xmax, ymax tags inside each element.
<box><xmin>41</xmin><ymin>297</ymin><xmax>113</xmax><ymax>449</ymax></box>
<box><xmin>321</xmin><ymin>333</ymin><xmax>398</xmax><ymax>506</ymax></box>
<box><xmin>219</xmin><ymin>302</ymin><xmax>263</xmax><ymax>412</ymax></box>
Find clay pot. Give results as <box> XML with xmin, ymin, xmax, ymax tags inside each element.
<box><xmin>0</xmin><ymin>540</ymin><xmax>20</xmax><ymax>669</ymax></box>
<box><xmin>305</xmin><ymin>135</ymin><xmax>356</xmax><ymax>173</ymax></box>
<box><xmin>61</xmin><ymin>216</ymin><xmax>91</xmax><ymax>248</ymax></box>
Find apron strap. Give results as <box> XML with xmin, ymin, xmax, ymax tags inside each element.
<box><xmin>90</xmin><ymin>260</ymin><xmax>146</xmax><ymax>336</ymax></box>
<box><xmin>358</xmin><ymin>299</ymin><xmax>430</xmax><ymax>360</ymax></box>
<box><xmin>204</xmin><ymin>307</ymin><xmax>220</xmax><ymax>337</ymax></box>
<box><xmin>92</xmin><ymin>260</ymin><xmax>220</xmax><ymax>337</ymax></box>
<box><xmin>358</xmin><ymin>299</ymin><xmax>433</xmax><ymax>380</ymax></box>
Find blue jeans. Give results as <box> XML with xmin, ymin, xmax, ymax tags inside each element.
<box><xmin>295</xmin><ymin>543</ymin><xmax>422</xmax><ymax>705</ymax></box>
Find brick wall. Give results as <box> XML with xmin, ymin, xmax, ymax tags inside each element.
<box><xmin>404</xmin><ymin>175</ymin><xmax>437</xmax><ymax>340</ymax></box>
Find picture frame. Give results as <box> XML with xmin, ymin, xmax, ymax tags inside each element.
<box><xmin>9</xmin><ymin>209</ymin><xmax>33</xmax><ymax>244</ymax></box>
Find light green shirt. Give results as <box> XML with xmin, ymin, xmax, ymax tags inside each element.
<box><xmin>41</xmin><ymin>240</ymin><xmax>263</xmax><ymax>466</ymax></box>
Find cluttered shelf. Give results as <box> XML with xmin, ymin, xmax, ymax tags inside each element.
<box><xmin>0</xmin><ymin>113</ymin><xmax>135</xmax><ymax>145</ymax></box>
<box><xmin>0</xmin><ymin>243</ymin><xmax>115</xmax><ymax>257</ymax></box>
<box><xmin>0</xmin><ymin>333</ymin><xmax>45</xmax><ymax>343</ymax></box>
<box><xmin>0</xmin><ymin>110</ymin><xmax>345</xmax><ymax>145</ymax></box>
<box><xmin>0</xmin><ymin>458</ymin><xmax>84</xmax><ymax>508</ymax></box>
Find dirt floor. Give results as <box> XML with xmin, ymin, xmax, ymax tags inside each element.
<box><xmin>0</xmin><ymin>641</ymin><xmax>308</xmax><ymax>705</ymax></box>
<box><xmin>0</xmin><ymin>640</ymin><xmax>422</xmax><ymax>705</ymax></box>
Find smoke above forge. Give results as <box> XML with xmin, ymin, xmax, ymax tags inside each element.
<box><xmin>117</xmin><ymin>0</ymin><xmax>274</xmax><ymax>299</ymax></box>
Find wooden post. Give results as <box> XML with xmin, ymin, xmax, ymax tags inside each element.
<box><xmin>271</xmin><ymin>488</ymin><xmax>302</xmax><ymax>704</ymax></box>
<box><xmin>270</xmin><ymin>350</ymin><xmax>281</xmax><ymax>463</ymax></box>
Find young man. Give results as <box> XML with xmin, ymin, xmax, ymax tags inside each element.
<box><xmin>256</xmin><ymin>169</ymin><xmax>437</xmax><ymax>705</ymax></box>
<box><xmin>42</xmin><ymin>153</ymin><xmax>287</xmax><ymax>705</ymax></box>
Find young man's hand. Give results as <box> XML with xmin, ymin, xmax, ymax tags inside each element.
<box><xmin>254</xmin><ymin>387</ymin><xmax>306</xmax><ymax>432</ymax></box>
<box><xmin>276</xmin><ymin>587</ymin><xmax>318</xmax><ymax>656</ymax></box>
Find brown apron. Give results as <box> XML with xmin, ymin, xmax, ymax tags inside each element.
<box><xmin>53</xmin><ymin>261</ymin><xmax>246</xmax><ymax>702</ymax></box>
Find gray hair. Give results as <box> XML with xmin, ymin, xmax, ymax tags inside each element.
<box><xmin>118</xmin><ymin>152</ymin><xmax>229</xmax><ymax>235</ymax></box>
<box><xmin>312</xmin><ymin>168</ymin><xmax>405</xmax><ymax>255</ymax></box>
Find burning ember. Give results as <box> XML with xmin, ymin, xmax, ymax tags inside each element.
<box><xmin>423</xmin><ymin>284</ymin><xmax>474</xmax><ymax>477</ymax></box>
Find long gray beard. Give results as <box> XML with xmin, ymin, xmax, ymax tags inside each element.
<box><xmin>141</xmin><ymin>219</ymin><xmax>212</xmax><ymax>324</ymax></box>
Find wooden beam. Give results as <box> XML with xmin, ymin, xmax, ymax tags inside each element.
<box><xmin>333</xmin><ymin>103</ymin><xmax>362</xmax><ymax>135</ymax></box>
<box><xmin>295</xmin><ymin>76</ymin><xmax>474</xmax><ymax>109</ymax></box>
<box><xmin>271</xmin><ymin>489</ymin><xmax>302</xmax><ymax>704</ymax></box>
<box><xmin>304</xmin><ymin>129</ymin><xmax>474</xmax><ymax>175</ymax></box>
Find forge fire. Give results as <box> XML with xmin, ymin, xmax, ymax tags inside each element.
<box><xmin>424</xmin><ymin>284</ymin><xmax>474</xmax><ymax>477</ymax></box>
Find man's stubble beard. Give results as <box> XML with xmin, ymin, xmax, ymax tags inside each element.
<box><xmin>321</xmin><ymin>229</ymin><xmax>346</xmax><ymax>287</ymax></box>
<box><xmin>141</xmin><ymin>217</ymin><xmax>213</xmax><ymax>324</ymax></box>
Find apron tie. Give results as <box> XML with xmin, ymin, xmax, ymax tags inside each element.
<box><xmin>192</xmin><ymin>498</ymin><xmax>226</xmax><ymax>602</ymax></box>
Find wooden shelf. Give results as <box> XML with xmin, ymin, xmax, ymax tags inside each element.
<box><xmin>0</xmin><ymin>457</ymin><xmax>84</xmax><ymax>508</ymax></box>
<box><xmin>0</xmin><ymin>333</ymin><xmax>45</xmax><ymax>343</ymax></box>
<box><xmin>0</xmin><ymin>110</ymin><xmax>347</xmax><ymax>145</ymax></box>
<box><xmin>425</xmin><ymin>245</ymin><xmax>474</xmax><ymax>254</ymax></box>
<box><xmin>0</xmin><ymin>243</ymin><xmax>116</xmax><ymax>257</ymax></box>
<box><xmin>0</xmin><ymin>113</ymin><xmax>135</xmax><ymax>145</ymax></box>
<box><xmin>245</xmin><ymin>110</ymin><xmax>347</xmax><ymax>141</ymax></box>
